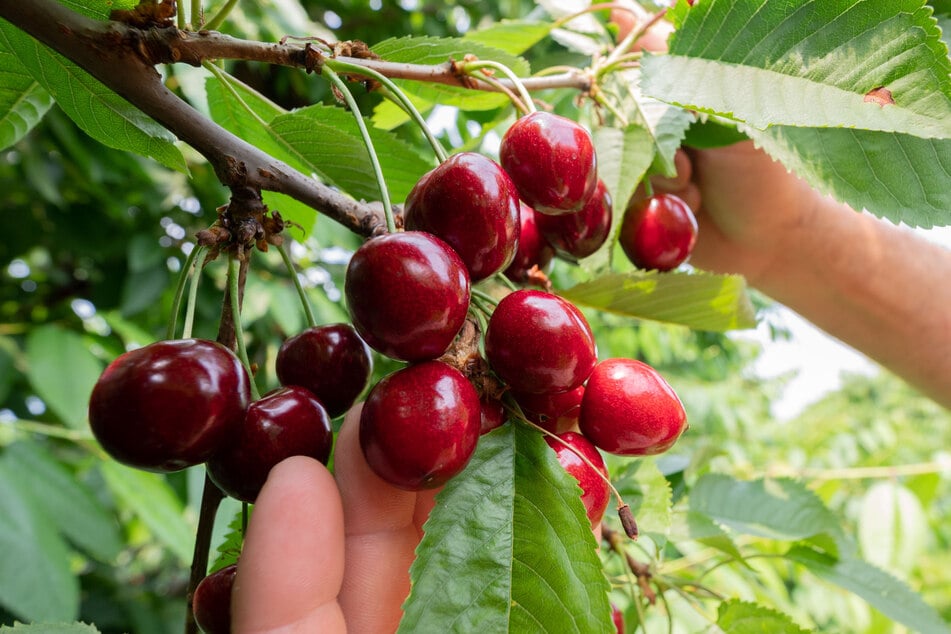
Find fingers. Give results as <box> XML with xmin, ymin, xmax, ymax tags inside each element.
<box><xmin>232</xmin><ymin>456</ymin><xmax>347</xmax><ymax>633</ymax></box>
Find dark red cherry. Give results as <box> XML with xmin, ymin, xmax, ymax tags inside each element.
<box><xmin>360</xmin><ymin>361</ymin><xmax>481</xmax><ymax>490</ymax></box>
<box><xmin>345</xmin><ymin>231</ymin><xmax>471</xmax><ymax>362</ymax></box>
<box><xmin>479</xmin><ymin>394</ymin><xmax>506</xmax><ymax>435</ymax></box>
<box><xmin>535</xmin><ymin>179</ymin><xmax>613</xmax><ymax>260</ymax></box>
<box><xmin>545</xmin><ymin>431</ymin><xmax>610</xmax><ymax>528</ymax></box>
<box><xmin>619</xmin><ymin>193</ymin><xmax>698</xmax><ymax>271</ymax></box>
<box><xmin>192</xmin><ymin>563</ymin><xmax>237</xmax><ymax>634</ymax></box>
<box><xmin>579</xmin><ymin>358</ymin><xmax>687</xmax><ymax>455</ymax></box>
<box><xmin>512</xmin><ymin>385</ymin><xmax>584</xmax><ymax>434</ymax></box>
<box><xmin>404</xmin><ymin>152</ymin><xmax>520</xmax><ymax>282</ymax></box>
<box><xmin>88</xmin><ymin>339</ymin><xmax>250</xmax><ymax>472</ymax></box>
<box><xmin>485</xmin><ymin>290</ymin><xmax>596</xmax><ymax>394</ymax></box>
<box><xmin>504</xmin><ymin>202</ymin><xmax>555</xmax><ymax>283</ymax></box>
<box><xmin>275</xmin><ymin>323</ymin><xmax>372</xmax><ymax>418</ymax></box>
<box><xmin>499</xmin><ymin>111</ymin><xmax>598</xmax><ymax>215</ymax></box>
<box><xmin>207</xmin><ymin>386</ymin><xmax>332</xmax><ymax>503</ymax></box>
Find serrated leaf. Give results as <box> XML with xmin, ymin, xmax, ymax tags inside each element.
<box><xmin>682</xmin><ymin>115</ymin><xmax>749</xmax><ymax>150</ymax></box>
<box><xmin>787</xmin><ymin>545</ymin><xmax>951</xmax><ymax>634</ymax></box>
<box><xmin>670</xmin><ymin>510</ymin><xmax>749</xmax><ymax>567</ymax></box>
<box><xmin>716</xmin><ymin>599</ymin><xmax>810</xmax><ymax>634</ymax></box>
<box><xmin>209</xmin><ymin>509</ymin><xmax>246</xmax><ymax>574</ymax></box>
<box><xmin>0</xmin><ymin>35</ymin><xmax>52</xmax><ymax>149</ymax></box>
<box><xmin>399</xmin><ymin>424</ymin><xmax>613</xmax><ymax>634</ymax></box>
<box><xmin>25</xmin><ymin>325</ymin><xmax>103</xmax><ymax>429</ymax></box>
<box><xmin>463</xmin><ymin>20</ymin><xmax>553</xmax><ymax>55</ymax></box>
<box><xmin>0</xmin><ymin>462</ymin><xmax>78</xmax><ymax>622</ymax></box>
<box><xmin>0</xmin><ymin>623</ymin><xmax>100</xmax><ymax>634</ymax></box>
<box><xmin>610</xmin><ymin>458</ymin><xmax>671</xmax><ymax>540</ymax></box>
<box><xmin>0</xmin><ymin>442</ymin><xmax>122</xmax><ymax>562</ymax></box>
<box><xmin>101</xmin><ymin>461</ymin><xmax>195</xmax><ymax>564</ymax></box>
<box><xmin>0</xmin><ymin>21</ymin><xmax>186</xmax><ymax>172</ymax></box>
<box><xmin>558</xmin><ymin>269</ymin><xmax>756</xmax><ymax>333</ymax></box>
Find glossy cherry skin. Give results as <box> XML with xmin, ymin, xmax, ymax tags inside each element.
<box><xmin>276</xmin><ymin>323</ymin><xmax>372</xmax><ymax>418</ymax></box>
<box><xmin>545</xmin><ymin>431</ymin><xmax>610</xmax><ymax>528</ymax></box>
<box><xmin>579</xmin><ymin>358</ymin><xmax>687</xmax><ymax>455</ymax></box>
<box><xmin>619</xmin><ymin>193</ymin><xmax>698</xmax><ymax>271</ymax></box>
<box><xmin>504</xmin><ymin>202</ymin><xmax>555</xmax><ymax>283</ymax></box>
<box><xmin>500</xmin><ymin>111</ymin><xmax>598</xmax><ymax>215</ymax></box>
<box><xmin>485</xmin><ymin>290</ymin><xmax>596</xmax><ymax>394</ymax></box>
<box><xmin>535</xmin><ymin>179</ymin><xmax>613</xmax><ymax>260</ymax></box>
<box><xmin>345</xmin><ymin>231</ymin><xmax>471</xmax><ymax>362</ymax></box>
<box><xmin>360</xmin><ymin>361</ymin><xmax>481</xmax><ymax>490</ymax></box>
<box><xmin>512</xmin><ymin>385</ymin><xmax>584</xmax><ymax>434</ymax></box>
<box><xmin>207</xmin><ymin>386</ymin><xmax>332</xmax><ymax>503</ymax></box>
<box><xmin>88</xmin><ymin>339</ymin><xmax>250</xmax><ymax>472</ymax></box>
<box><xmin>480</xmin><ymin>394</ymin><xmax>507</xmax><ymax>435</ymax></box>
<box><xmin>192</xmin><ymin>564</ymin><xmax>237</xmax><ymax>634</ymax></box>
<box><xmin>404</xmin><ymin>152</ymin><xmax>520</xmax><ymax>282</ymax></box>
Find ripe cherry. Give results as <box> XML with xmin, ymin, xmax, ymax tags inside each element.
<box><xmin>612</xmin><ymin>604</ymin><xmax>625</xmax><ymax>633</ymax></box>
<box><xmin>345</xmin><ymin>231</ymin><xmax>470</xmax><ymax>362</ymax></box>
<box><xmin>485</xmin><ymin>290</ymin><xmax>596</xmax><ymax>394</ymax></box>
<box><xmin>499</xmin><ymin>111</ymin><xmax>598</xmax><ymax>215</ymax></box>
<box><xmin>275</xmin><ymin>323</ymin><xmax>372</xmax><ymax>418</ymax></box>
<box><xmin>504</xmin><ymin>202</ymin><xmax>554</xmax><ymax>283</ymax></box>
<box><xmin>192</xmin><ymin>563</ymin><xmax>237</xmax><ymax>634</ymax></box>
<box><xmin>88</xmin><ymin>338</ymin><xmax>250</xmax><ymax>472</ymax></box>
<box><xmin>404</xmin><ymin>152</ymin><xmax>520</xmax><ymax>282</ymax></box>
<box><xmin>360</xmin><ymin>361</ymin><xmax>481</xmax><ymax>490</ymax></box>
<box><xmin>619</xmin><ymin>193</ymin><xmax>698</xmax><ymax>271</ymax></box>
<box><xmin>512</xmin><ymin>385</ymin><xmax>584</xmax><ymax>434</ymax></box>
<box><xmin>579</xmin><ymin>358</ymin><xmax>687</xmax><ymax>455</ymax></box>
<box><xmin>545</xmin><ymin>431</ymin><xmax>610</xmax><ymax>528</ymax></box>
<box><xmin>535</xmin><ymin>179</ymin><xmax>613</xmax><ymax>260</ymax></box>
<box><xmin>480</xmin><ymin>394</ymin><xmax>506</xmax><ymax>435</ymax></box>
<box><xmin>207</xmin><ymin>386</ymin><xmax>332</xmax><ymax>503</ymax></box>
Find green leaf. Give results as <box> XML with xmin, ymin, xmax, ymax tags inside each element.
<box><xmin>670</xmin><ymin>510</ymin><xmax>749</xmax><ymax>567</ymax></box>
<box><xmin>609</xmin><ymin>458</ymin><xmax>672</xmax><ymax>540</ymax></box>
<box><xmin>857</xmin><ymin>481</ymin><xmax>928</xmax><ymax>575</ymax></box>
<box><xmin>558</xmin><ymin>270</ymin><xmax>756</xmax><ymax>333</ymax></box>
<box><xmin>0</xmin><ymin>35</ymin><xmax>52</xmax><ymax>150</ymax></box>
<box><xmin>716</xmin><ymin>599</ymin><xmax>810</xmax><ymax>634</ymax></box>
<box><xmin>59</xmin><ymin>0</ymin><xmax>137</xmax><ymax>20</ymax></box>
<box><xmin>25</xmin><ymin>325</ymin><xmax>103</xmax><ymax>429</ymax></box>
<box><xmin>399</xmin><ymin>424</ymin><xmax>613</xmax><ymax>634</ymax></box>
<box><xmin>0</xmin><ymin>462</ymin><xmax>79</xmax><ymax>622</ymax></box>
<box><xmin>0</xmin><ymin>624</ymin><xmax>100</xmax><ymax>634</ymax></box>
<box><xmin>682</xmin><ymin>115</ymin><xmax>749</xmax><ymax>150</ymax></box>
<box><xmin>0</xmin><ymin>21</ymin><xmax>186</xmax><ymax>172</ymax></box>
<box><xmin>0</xmin><ymin>442</ymin><xmax>122</xmax><ymax>562</ymax></box>
<box><xmin>463</xmin><ymin>20</ymin><xmax>553</xmax><ymax>55</ymax></box>
<box><xmin>101</xmin><ymin>461</ymin><xmax>195</xmax><ymax>564</ymax></box>
<box><xmin>209</xmin><ymin>509</ymin><xmax>245</xmax><ymax>574</ymax></box>
<box><xmin>787</xmin><ymin>545</ymin><xmax>951</xmax><ymax>634</ymax></box>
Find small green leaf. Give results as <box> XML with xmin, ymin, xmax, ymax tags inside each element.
<box><xmin>0</xmin><ymin>35</ymin><xmax>52</xmax><ymax>150</ymax></box>
<box><xmin>399</xmin><ymin>424</ymin><xmax>613</xmax><ymax>633</ymax></box>
<box><xmin>609</xmin><ymin>458</ymin><xmax>672</xmax><ymax>540</ymax></box>
<box><xmin>858</xmin><ymin>481</ymin><xmax>928</xmax><ymax>575</ymax></box>
<box><xmin>558</xmin><ymin>270</ymin><xmax>756</xmax><ymax>332</ymax></box>
<box><xmin>209</xmin><ymin>508</ymin><xmax>246</xmax><ymax>574</ymax></box>
<box><xmin>25</xmin><ymin>325</ymin><xmax>103</xmax><ymax>429</ymax></box>
<box><xmin>463</xmin><ymin>20</ymin><xmax>553</xmax><ymax>55</ymax></box>
<box><xmin>670</xmin><ymin>510</ymin><xmax>749</xmax><ymax>567</ymax></box>
<box><xmin>716</xmin><ymin>599</ymin><xmax>810</xmax><ymax>634</ymax></box>
<box><xmin>682</xmin><ymin>116</ymin><xmax>749</xmax><ymax>150</ymax></box>
<box><xmin>0</xmin><ymin>624</ymin><xmax>100</xmax><ymax>634</ymax></box>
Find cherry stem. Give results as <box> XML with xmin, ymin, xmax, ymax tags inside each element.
<box><xmin>602</xmin><ymin>523</ymin><xmax>656</xmax><ymax>604</ymax></box>
<box><xmin>202</xmin><ymin>0</ymin><xmax>239</xmax><ymax>32</ymax></box>
<box><xmin>470</xmin><ymin>287</ymin><xmax>499</xmax><ymax>307</ymax></box>
<box><xmin>181</xmin><ymin>248</ymin><xmax>205</xmax><ymax>340</ymax></box>
<box><xmin>474</xmin><ymin>72</ymin><xmax>531</xmax><ymax>116</ymax></box>
<box><xmin>277</xmin><ymin>241</ymin><xmax>318</xmax><ymax>329</ymax></box>
<box><xmin>189</xmin><ymin>0</ymin><xmax>202</xmax><ymax>30</ymax></box>
<box><xmin>322</xmin><ymin>65</ymin><xmax>396</xmax><ymax>233</ymax></box>
<box><xmin>643</xmin><ymin>178</ymin><xmax>655</xmax><ymax>198</ymax></box>
<box><xmin>167</xmin><ymin>245</ymin><xmax>205</xmax><ymax>341</ymax></box>
<box><xmin>602</xmin><ymin>7</ymin><xmax>668</xmax><ymax>72</ymax></box>
<box><xmin>495</xmin><ymin>272</ymin><xmax>519</xmax><ymax>292</ymax></box>
<box><xmin>551</xmin><ymin>1</ymin><xmax>642</xmax><ymax>29</ymax></box>
<box><xmin>326</xmin><ymin>58</ymin><xmax>448</xmax><ymax>164</ymax></box>
<box><xmin>461</xmin><ymin>60</ymin><xmax>536</xmax><ymax>115</ymax></box>
<box><xmin>228</xmin><ymin>256</ymin><xmax>261</xmax><ymax>400</ymax></box>
<box><xmin>183</xmin><ymin>474</ymin><xmax>225</xmax><ymax>634</ymax></box>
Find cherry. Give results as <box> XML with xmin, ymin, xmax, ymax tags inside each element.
<box><xmin>579</xmin><ymin>358</ymin><xmax>687</xmax><ymax>455</ymax></box>
<box><xmin>360</xmin><ymin>360</ymin><xmax>481</xmax><ymax>490</ymax></box>
<box><xmin>404</xmin><ymin>152</ymin><xmax>520</xmax><ymax>282</ymax></box>
<box><xmin>504</xmin><ymin>202</ymin><xmax>554</xmax><ymax>283</ymax></box>
<box><xmin>512</xmin><ymin>385</ymin><xmax>584</xmax><ymax>434</ymax></box>
<box><xmin>535</xmin><ymin>179</ymin><xmax>613</xmax><ymax>260</ymax></box>
<box><xmin>88</xmin><ymin>338</ymin><xmax>250</xmax><ymax>472</ymax></box>
<box><xmin>207</xmin><ymin>386</ymin><xmax>332</xmax><ymax>503</ymax></box>
<box><xmin>618</xmin><ymin>193</ymin><xmax>698</xmax><ymax>271</ymax></box>
<box><xmin>485</xmin><ymin>290</ymin><xmax>596</xmax><ymax>394</ymax></box>
<box><xmin>499</xmin><ymin>111</ymin><xmax>598</xmax><ymax>215</ymax></box>
<box><xmin>612</xmin><ymin>604</ymin><xmax>625</xmax><ymax>633</ymax></box>
<box><xmin>192</xmin><ymin>563</ymin><xmax>237</xmax><ymax>634</ymax></box>
<box><xmin>275</xmin><ymin>323</ymin><xmax>372</xmax><ymax>418</ymax></box>
<box><xmin>545</xmin><ymin>431</ymin><xmax>610</xmax><ymax>528</ymax></box>
<box><xmin>345</xmin><ymin>231</ymin><xmax>471</xmax><ymax>362</ymax></box>
<box><xmin>480</xmin><ymin>394</ymin><xmax>506</xmax><ymax>435</ymax></box>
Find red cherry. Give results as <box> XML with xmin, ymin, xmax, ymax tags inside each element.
<box><xmin>360</xmin><ymin>361</ymin><xmax>481</xmax><ymax>490</ymax></box>
<box><xmin>480</xmin><ymin>394</ymin><xmax>506</xmax><ymax>435</ymax></box>
<box><xmin>512</xmin><ymin>385</ymin><xmax>584</xmax><ymax>434</ymax></box>
<box><xmin>579</xmin><ymin>359</ymin><xmax>687</xmax><ymax>455</ymax></box>
<box><xmin>192</xmin><ymin>564</ymin><xmax>237</xmax><ymax>634</ymax></box>
<box><xmin>88</xmin><ymin>339</ymin><xmax>250</xmax><ymax>472</ymax></box>
<box><xmin>207</xmin><ymin>386</ymin><xmax>332</xmax><ymax>503</ymax></box>
<box><xmin>500</xmin><ymin>111</ymin><xmax>598</xmax><ymax>215</ymax></box>
<box><xmin>345</xmin><ymin>231</ymin><xmax>471</xmax><ymax>362</ymax></box>
<box><xmin>535</xmin><ymin>179</ymin><xmax>613</xmax><ymax>260</ymax></box>
<box><xmin>545</xmin><ymin>431</ymin><xmax>610</xmax><ymax>528</ymax></box>
<box><xmin>404</xmin><ymin>152</ymin><xmax>520</xmax><ymax>282</ymax></box>
<box><xmin>619</xmin><ymin>193</ymin><xmax>698</xmax><ymax>271</ymax></box>
<box><xmin>504</xmin><ymin>202</ymin><xmax>554</xmax><ymax>283</ymax></box>
<box><xmin>276</xmin><ymin>323</ymin><xmax>372</xmax><ymax>418</ymax></box>
<box><xmin>485</xmin><ymin>290</ymin><xmax>596</xmax><ymax>394</ymax></box>
<box><xmin>612</xmin><ymin>604</ymin><xmax>625</xmax><ymax>633</ymax></box>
